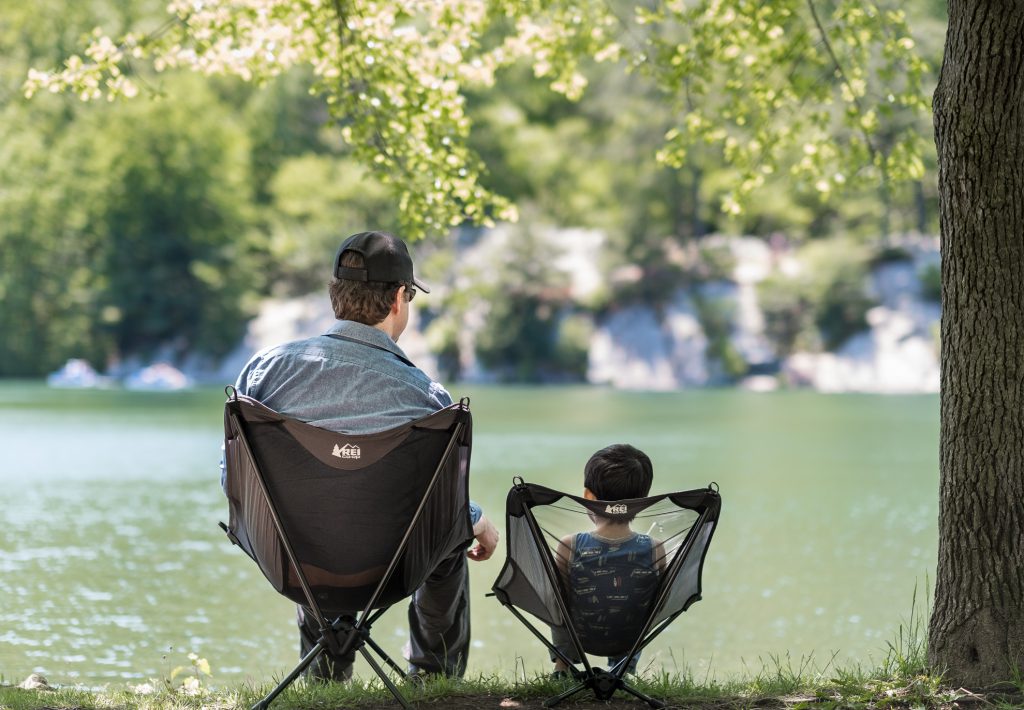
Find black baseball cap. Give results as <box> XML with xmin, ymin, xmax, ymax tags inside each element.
<box><xmin>333</xmin><ymin>231</ymin><xmax>430</xmax><ymax>293</ymax></box>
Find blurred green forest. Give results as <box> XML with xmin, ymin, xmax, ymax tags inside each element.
<box><xmin>0</xmin><ymin>0</ymin><xmax>945</xmax><ymax>378</ymax></box>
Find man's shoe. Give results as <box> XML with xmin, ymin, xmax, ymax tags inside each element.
<box><xmin>405</xmin><ymin>667</ymin><xmax>439</xmax><ymax>685</ymax></box>
<box><xmin>305</xmin><ymin>656</ymin><xmax>354</xmax><ymax>683</ymax></box>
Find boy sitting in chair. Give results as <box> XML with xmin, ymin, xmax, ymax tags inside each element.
<box><xmin>551</xmin><ymin>444</ymin><xmax>667</xmax><ymax>677</ymax></box>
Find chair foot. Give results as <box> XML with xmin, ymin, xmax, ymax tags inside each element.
<box><xmin>543</xmin><ymin>681</ymin><xmax>586</xmax><ymax>707</ymax></box>
<box><xmin>620</xmin><ymin>679</ymin><xmax>666</xmax><ymax>708</ymax></box>
<box><xmin>251</xmin><ymin>639</ymin><xmax>327</xmax><ymax>710</ymax></box>
<box><xmin>359</xmin><ymin>645</ymin><xmax>411</xmax><ymax>708</ymax></box>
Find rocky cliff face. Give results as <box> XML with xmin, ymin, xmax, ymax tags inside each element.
<box><xmin>583</xmin><ymin>233</ymin><xmax>940</xmax><ymax>393</ymax></box>
<box><xmin>781</xmin><ymin>241</ymin><xmax>940</xmax><ymax>393</ymax></box>
<box><xmin>588</xmin><ymin>295</ymin><xmax>709</xmax><ymax>390</ymax></box>
<box><xmin>217</xmin><ymin>231</ymin><xmax>941</xmax><ymax>393</ymax></box>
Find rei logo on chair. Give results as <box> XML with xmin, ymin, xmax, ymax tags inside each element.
<box><xmin>331</xmin><ymin>442</ymin><xmax>362</xmax><ymax>459</ymax></box>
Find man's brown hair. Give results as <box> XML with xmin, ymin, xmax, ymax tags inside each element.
<box><xmin>329</xmin><ymin>252</ymin><xmax>405</xmax><ymax>324</ymax></box>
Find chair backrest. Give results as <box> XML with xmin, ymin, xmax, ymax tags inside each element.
<box><xmin>492</xmin><ymin>481</ymin><xmax>720</xmax><ymax>660</ymax></box>
<box><xmin>223</xmin><ymin>393</ymin><xmax>473</xmax><ymax>612</ymax></box>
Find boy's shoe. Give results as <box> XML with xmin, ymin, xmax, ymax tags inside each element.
<box><xmin>549</xmin><ymin>669</ymin><xmax>570</xmax><ymax>680</ymax></box>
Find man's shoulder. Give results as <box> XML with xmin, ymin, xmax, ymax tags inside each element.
<box><xmin>236</xmin><ymin>334</ymin><xmax>330</xmax><ymax>392</ymax></box>
<box><xmin>239</xmin><ymin>327</ymin><xmax>451</xmax><ymax>420</ymax></box>
<box><xmin>241</xmin><ymin>333</ymin><xmax>323</xmax><ymax>364</ymax></box>
<box><xmin>368</xmin><ymin>355</ymin><xmax>453</xmax><ymax>408</ymax></box>
<box><xmin>264</xmin><ymin>333</ymin><xmax>331</xmax><ymax>355</ymax></box>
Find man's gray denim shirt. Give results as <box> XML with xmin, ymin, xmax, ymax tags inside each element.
<box><xmin>227</xmin><ymin>320</ymin><xmax>481</xmax><ymax>524</ymax></box>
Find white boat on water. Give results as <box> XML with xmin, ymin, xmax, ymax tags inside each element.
<box><xmin>124</xmin><ymin>363</ymin><xmax>192</xmax><ymax>391</ymax></box>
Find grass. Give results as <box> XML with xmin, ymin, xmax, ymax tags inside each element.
<box><xmin>0</xmin><ymin>664</ymin><xmax>1018</xmax><ymax>710</ymax></box>
<box><xmin>3</xmin><ymin>597</ymin><xmax>1023</xmax><ymax>710</ymax></box>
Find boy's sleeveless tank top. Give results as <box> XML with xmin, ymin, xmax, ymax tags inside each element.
<box><xmin>565</xmin><ymin>531</ymin><xmax>659</xmax><ymax>656</ymax></box>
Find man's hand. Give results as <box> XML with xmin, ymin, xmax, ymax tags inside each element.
<box><xmin>467</xmin><ymin>514</ymin><xmax>499</xmax><ymax>561</ymax></box>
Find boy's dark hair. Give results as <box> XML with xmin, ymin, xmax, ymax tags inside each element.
<box><xmin>328</xmin><ymin>252</ymin><xmax>407</xmax><ymax>324</ymax></box>
<box><xmin>584</xmin><ymin>444</ymin><xmax>654</xmax><ymax>501</ymax></box>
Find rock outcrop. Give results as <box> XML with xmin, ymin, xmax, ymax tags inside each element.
<box><xmin>783</xmin><ymin>239</ymin><xmax>940</xmax><ymax>393</ymax></box>
<box><xmin>588</xmin><ymin>294</ymin><xmax>709</xmax><ymax>390</ymax></box>
<box><xmin>213</xmin><ymin>231</ymin><xmax>941</xmax><ymax>393</ymax></box>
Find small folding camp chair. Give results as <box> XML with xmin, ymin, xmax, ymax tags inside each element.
<box><xmin>220</xmin><ymin>389</ymin><xmax>474</xmax><ymax>710</ymax></box>
<box><xmin>491</xmin><ymin>478</ymin><xmax>720</xmax><ymax>708</ymax></box>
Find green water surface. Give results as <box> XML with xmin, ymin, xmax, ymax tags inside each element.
<box><xmin>0</xmin><ymin>383</ymin><xmax>938</xmax><ymax>686</ymax></box>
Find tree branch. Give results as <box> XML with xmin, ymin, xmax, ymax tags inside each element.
<box><xmin>804</xmin><ymin>0</ymin><xmax>882</xmax><ymax>166</ymax></box>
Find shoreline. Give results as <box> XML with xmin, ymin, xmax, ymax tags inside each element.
<box><xmin>3</xmin><ymin>670</ymin><xmax>1023</xmax><ymax>710</ymax></box>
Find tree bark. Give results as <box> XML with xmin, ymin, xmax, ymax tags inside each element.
<box><xmin>929</xmin><ymin>0</ymin><xmax>1024</xmax><ymax>688</ymax></box>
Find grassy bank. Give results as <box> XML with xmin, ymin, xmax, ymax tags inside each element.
<box><xmin>3</xmin><ymin>665</ymin><xmax>1023</xmax><ymax>710</ymax></box>
<box><xmin>3</xmin><ymin>606</ymin><xmax>1022</xmax><ymax>709</ymax></box>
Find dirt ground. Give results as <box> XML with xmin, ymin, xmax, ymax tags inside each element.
<box><xmin>346</xmin><ymin>689</ymin><xmax>1024</xmax><ymax>709</ymax></box>
<box><xmin>355</xmin><ymin>698</ymin><xmax>703</xmax><ymax>709</ymax></box>
<box><xmin>347</xmin><ymin>695</ymin><xmax>785</xmax><ymax>709</ymax></box>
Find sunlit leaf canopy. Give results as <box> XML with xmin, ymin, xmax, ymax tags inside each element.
<box><xmin>26</xmin><ymin>0</ymin><xmax>928</xmax><ymax>238</ymax></box>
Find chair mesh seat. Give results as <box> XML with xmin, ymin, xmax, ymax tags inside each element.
<box><xmin>491</xmin><ymin>480</ymin><xmax>720</xmax><ymax>707</ymax></box>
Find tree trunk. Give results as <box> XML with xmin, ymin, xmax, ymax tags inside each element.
<box><xmin>929</xmin><ymin>1</ymin><xmax>1024</xmax><ymax>688</ymax></box>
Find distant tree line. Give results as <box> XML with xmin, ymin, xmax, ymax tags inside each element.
<box><xmin>2</xmin><ymin>0</ymin><xmax>943</xmax><ymax>377</ymax></box>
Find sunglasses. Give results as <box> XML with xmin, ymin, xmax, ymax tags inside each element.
<box><xmin>404</xmin><ymin>286</ymin><xmax>417</xmax><ymax>302</ymax></box>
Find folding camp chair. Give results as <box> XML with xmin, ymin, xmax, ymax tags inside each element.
<box><xmin>491</xmin><ymin>478</ymin><xmax>720</xmax><ymax>708</ymax></box>
<box><xmin>220</xmin><ymin>389</ymin><xmax>474</xmax><ymax>710</ymax></box>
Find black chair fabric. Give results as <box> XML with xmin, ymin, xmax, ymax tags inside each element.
<box><xmin>221</xmin><ymin>393</ymin><xmax>473</xmax><ymax>708</ymax></box>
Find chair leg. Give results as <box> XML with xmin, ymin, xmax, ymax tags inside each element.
<box><xmin>336</xmin><ymin>615</ymin><xmax>408</xmax><ymax>686</ymax></box>
<box><xmin>543</xmin><ymin>681</ymin><xmax>588</xmax><ymax>708</ymax></box>
<box><xmin>619</xmin><ymin>680</ymin><xmax>667</xmax><ymax>709</ymax></box>
<box><xmin>543</xmin><ymin>669</ymin><xmax>665</xmax><ymax>710</ymax></box>
<box><xmin>252</xmin><ymin>633</ymin><xmax>412</xmax><ymax>710</ymax></box>
<box><xmin>363</xmin><ymin>633</ymin><xmax>407</xmax><ymax>678</ymax></box>
<box><xmin>358</xmin><ymin>646</ymin><xmax>411</xmax><ymax>709</ymax></box>
<box><xmin>251</xmin><ymin>641</ymin><xmax>326</xmax><ymax>710</ymax></box>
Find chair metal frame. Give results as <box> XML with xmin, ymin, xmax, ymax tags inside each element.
<box><xmin>221</xmin><ymin>390</ymin><xmax>471</xmax><ymax>710</ymax></box>
<box><xmin>491</xmin><ymin>478</ymin><xmax>720</xmax><ymax>708</ymax></box>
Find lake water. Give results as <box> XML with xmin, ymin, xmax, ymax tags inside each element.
<box><xmin>0</xmin><ymin>382</ymin><xmax>939</xmax><ymax>687</ymax></box>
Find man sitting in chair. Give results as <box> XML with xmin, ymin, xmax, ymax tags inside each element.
<box><xmin>551</xmin><ymin>444</ymin><xmax>666</xmax><ymax>677</ymax></box>
<box><xmin>229</xmin><ymin>230</ymin><xmax>500</xmax><ymax>681</ymax></box>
